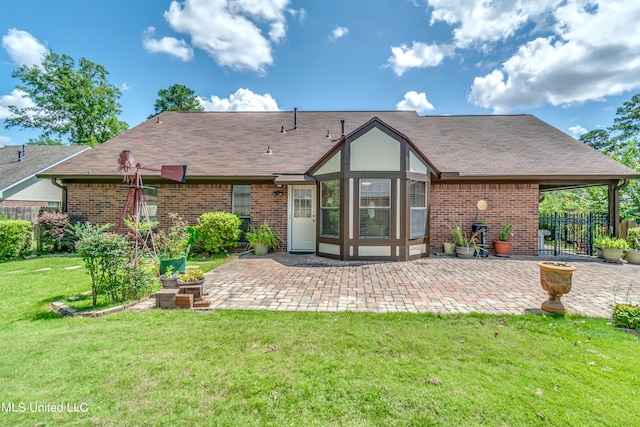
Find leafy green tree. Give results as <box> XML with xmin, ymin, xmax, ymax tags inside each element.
<box><xmin>26</xmin><ymin>135</ymin><xmax>63</xmax><ymax>145</ymax></box>
<box><xmin>4</xmin><ymin>50</ymin><xmax>128</xmax><ymax>146</ymax></box>
<box><xmin>150</xmin><ymin>83</ymin><xmax>203</xmax><ymax>118</ymax></box>
<box><xmin>580</xmin><ymin>128</ymin><xmax>612</xmax><ymax>151</ymax></box>
<box><xmin>611</xmin><ymin>93</ymin><xmax>640</xmax><ymax>144</ymax></box>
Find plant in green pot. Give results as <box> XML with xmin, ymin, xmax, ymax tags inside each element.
<box><xmin>625</xmin><ymin>227</ymin><xmax>640</xmax><ymax>265</ymax></box>
<box><xmin>246</xmin><ymin>221</ymin><xmax>283</xmax><ymax>256</ymax></box>
<box><xmin>155</xmin><ymin>213</ymin><xmax>199</xmax><ymax>275</ymax></box>
<box><xmin>493</xmin><ymin>221</ymin><xmax>514</xmax><ymax>256</ymax></box>
<box><xmin>597</xmin><ymin>236</ymin><xmax>628</xmax><ymax>262</ymax></box>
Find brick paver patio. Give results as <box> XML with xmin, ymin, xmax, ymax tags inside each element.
<box><xmin>169</xmin><ymin>253</ymin><xmax>639</xmax><ymax>318</ymax></box>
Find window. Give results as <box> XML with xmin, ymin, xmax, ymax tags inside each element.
<box><xmin>232</xmin><ymin>185</ymin><xmax>251</xmax><ymax>240</ymax></box>
<box><xmin>359</xmin><ymin>179</ymin><xmax>390</xmax><ymax>238</ymax></box>
<box><xmin>320</xmin><ymin>180</ymin><xmax>340</xmax><ymax>237</ymax></box>
<box><xmin>143</xmin><ymin>186</ymin><xmax>157</xmax><ymax>224</ymax></box>
<box><xmin>410</xmin><ymin>180</ymin><xmax>427</xmax><ymax>238</ymax></box>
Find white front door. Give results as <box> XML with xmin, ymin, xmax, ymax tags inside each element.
<box><xmin>290</xmin><ymin>185</ymin><xmax>316</xmax><ymax>252</ymax></box>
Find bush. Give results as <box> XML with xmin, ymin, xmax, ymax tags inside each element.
<box><xmin>37</xmin><ymin>212</ymin><xmax>72</xmax><ymax>253</ymax></box>
<box><xmin>0</xmin><ymin>220</ymin><xmax>33</xmax><ymax>261</ymax></box>
<box><xmin>627</xmin><ymin>227</ymin><xmax>640</xmax><ymax>249</ymax></box>
<box><xmin>611</xmin><ymin>303</ymin><xmax>640</xmax><ymax>331</ymax></box>
<box><xmin>196</xmin><ymin>211</ymin><xmax>242</xmax><ymax>254</ymax></box>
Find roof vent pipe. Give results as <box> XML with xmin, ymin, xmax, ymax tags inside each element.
<box><xmin>341</xmin><ymin>119</ymin><xmax>345</xmax><ymax>137</ymax></box>
<box><xmin>281</xmin><ymin>125</ymin><xmax>286</xmax><ymax>134</ymax></box>
<box><xmin>17</xmin><ymin>150</ymin><xmax>22</xmax><ymax>162</ymax></box>
<box><xmin>294</xmin><ymin>107</ymin><xmax>298</xmax><ymax>130</ymax></box>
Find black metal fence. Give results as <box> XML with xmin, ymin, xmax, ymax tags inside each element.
<box><xmin>539</xmin><ymin>212</ymin><xmax>609</xmax><ymax>256</ymax></box>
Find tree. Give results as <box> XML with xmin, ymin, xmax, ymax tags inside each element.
<box><xmin>150</xmin><ymin>84</ymin><xmax>203</xmax><ymax>118</ymax></box>
<box><xmin>4</xmin><ymin>50</ymin><xmax>128</xmax><ymax>146</ymax></box>
<box><xmin>26</xmin><ymin>135</ymin><xmax>63</xmax><ymax>146</ymax></box>
<box><xmin>611</xmin><ymin>93</ymin><xmax>640</xmax><ymax>144</ymax></box>
<box><xmin>580</xmin><ymin>129</ymin><xmax>612</xmax><ymax>151</ymax></box>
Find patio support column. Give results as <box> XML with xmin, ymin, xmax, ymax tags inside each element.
<box><xmin>608</xmin><ymin>179</ymin><xmax>629</xmax><ymax>237</ymax></box>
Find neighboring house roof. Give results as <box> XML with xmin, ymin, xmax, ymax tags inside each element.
<box><xmin>0</xmin><ymin>145</ymin><xmax>90</xmax><ymax>199</ymax></box>
<box><xmin>39</xmin><ymin>111</ymin><xmax>640</xmax><ymax>189</ymax></box>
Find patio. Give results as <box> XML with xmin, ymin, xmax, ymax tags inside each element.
<box><xmin>139</xmin><ymin>254</ymin><xmax>640</xmax><ymax>318</ymax></box>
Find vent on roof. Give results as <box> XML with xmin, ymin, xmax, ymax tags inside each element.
<box><xmin>17</xmin><ymin>145</ymin><xmax>25</xmax><ymax>162</ymax></box>
<box><xmin>280</xmin><ymin>125</ymin><xmax>286</xmax><ymax>134</ymax></box>
<box><xmin>341</xmin><ymin>120</ymin><xmax>345</xmax><ymax>137</ymax></box>
<box><xmin>294</xmin><ymin>107</ymin><xmax>298</xmax><ymax>130</ymax></box>
<box><xmin>266</xmin><ymin>145</ymin><xmax>273</xmax><ymax>155</ymax></box>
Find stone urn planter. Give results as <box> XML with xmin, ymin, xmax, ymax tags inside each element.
<box><xmin>537</xmin><ymin>262</ymin><xmax>576</xmax><ymax>314</ymax></box>
<box><xmin>625</xmin><ymin>249</ymin><xmax>640</xmax><ymax>265</ymax></box>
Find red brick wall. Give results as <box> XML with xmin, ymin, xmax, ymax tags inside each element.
<box><xmin>429</xmin><ymin>183</ymin><xmax>539</xmax><ymax>255</ymax></box>
<box><xmin>66</xmin><ymin>182</ymin><xmax>289</xmax><ymax>249</ymax></box>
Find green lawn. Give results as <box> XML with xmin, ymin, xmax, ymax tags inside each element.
<box><xmin>0</xmin><ymin>257</ymin><xmax>639</xmax><ymax>426</ymax></box>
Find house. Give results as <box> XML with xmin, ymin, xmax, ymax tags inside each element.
<box><xmin>0</xmin><ymin>144</ymin><xmax>90</xmax><ymax>210</ymax></box>
<box><xmin>38</xmin><ymin>111</ymin><xmax>640</xmax><ymax>261</ymax></box>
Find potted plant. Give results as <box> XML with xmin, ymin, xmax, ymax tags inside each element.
<box><xmin>625</xmin><ymin>227</ymin><xmax>640</xmax><ymax>265</ymax></box>
<box><xmin>443</xmin><ymin>239</ymin><xmax>456</xmax><ymax>256</ymax></box>
<box><xmin>246</xmin><ymin>221</ymin><xmax>283</xmax><ymax>256</ymax></box>
<box><xmin>597</xmin><ymin>236</ymin><xmax>628</xmax><ymax>262</ymax></box>
<box><xmin>178</xmin><ymin>268</ymin><xmax>205</xmax><ymax>286</ymax></box>
<box><xmin>493</xmin><ymin>221</ymin><xmax>514</xmax><ymax>256</ymax></box>
<box><xmin>450</xmin><ymin>225</ymin><xmax>482</xmax><ymax>257</ymax></box>
<box><xmin>159</xmin><ymin>265</ymin><xmax>180</xmax><ymax>288</ymax></box>
<box><xmin>155</xmin><ymin>213</ymin><xmax>199</xmax><ymax>274</ymax></box>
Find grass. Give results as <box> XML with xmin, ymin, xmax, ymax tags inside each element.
<box><xmin>0</xmin><ymin>257</ymin><xmax>639</xmax><ymax>426</ymax></box>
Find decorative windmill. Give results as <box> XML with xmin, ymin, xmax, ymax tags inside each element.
<box><xmin>116</xmin><ymin>150</ymin><xmax>187</xmax><ymax>262</ymax></box>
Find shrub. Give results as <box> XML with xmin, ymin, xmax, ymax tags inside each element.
<box><xmin>627</xmin><ymin>227</ymin><xmax>640</xmax><ymax>250</ymax></box>
<box><xmin>611</xmin><ymin>303</ymin><xmax>640</xmax><ymax>331</ymax></box>
<box><xmin>0</xmin><ymin>219</ymin><xmax>33</xmax><ymax>261</ymax></box>
<box><xmin>196</xmin><ymin>211</ymin><xmax>242</xmax><ymax>254</ymax></box>
<box><xmin>37</xmin><ymin>211</ymin><xmax>72</xmax><ymax>253</ymax></box>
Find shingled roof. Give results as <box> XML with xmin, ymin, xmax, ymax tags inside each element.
<box><xmin>1</xmin><ymin>144</ymin><xmax>89</xmax><ymax>196</ymax></box>
<box><xmin>39</xmin><ymin>111</ymin><xmax>639</xmax><ymax>188</ymax></box>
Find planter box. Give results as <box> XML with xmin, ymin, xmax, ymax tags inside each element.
<box><xmin>159</xmin><ymin>257</ymin><xmax>187</xmax><ymax>275</ymax></box>
<box><xmin>179</xmin><ymin>283</ymin><xmax>204</xmax><ymax>299</ymax></box>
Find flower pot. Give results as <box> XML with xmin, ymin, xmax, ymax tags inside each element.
<box><xmin>443</xmin><ymin>242</ymin><xmax>456</xmax><ymax>255</ymax></box>
<box><xmin>455</xmin><ymin>246</ymin><xmax>475</xmax><ymax>257</ymax></box>
<box><xmin>159</xmin><ymin>256</ymin><xmax>187</xmax><ymax>275</ymax></box>
<box><xmin>538</xmin><ymin>261</ymin><xmax>576</xmax><ymax>314</ymax></box>
<box><xmin>253</xmin><ymin>241</ymin><xmax>269</xmax><ymax>256</ymax></box>
<box><xmin>625</xmin><ymin>249</ymin><xmax>640</xmax><ymax>265</ymax></box>
<box><xmin>493</xmin><ymin>240</ymin><xmax>512</xmax><ymax>256</ymax></box>
<box><xmin>601</xmin><ymin>247</ymin><xmax>624</xmax><ymax>262</ymax></box>
<box><xmin>160</xmin><ymin>276</ymin><xmax>179</xmax><ymax>288</ymax></box>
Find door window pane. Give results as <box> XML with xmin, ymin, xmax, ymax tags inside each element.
<box><xmin>294</xmin><ymin>188</ymin><xmax>313</xmax><ymax>218</ymax></box>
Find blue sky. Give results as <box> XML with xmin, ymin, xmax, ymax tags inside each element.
<box><xmin>1</xmin><ymin>0</ymin><xmax>640</xmax><ymax>145</ymax></box>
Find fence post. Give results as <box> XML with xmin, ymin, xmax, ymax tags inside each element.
<box><xmin>553</xmin><ymin>212</ymin><xmax>559</xmax><ymax>256</ymax></box>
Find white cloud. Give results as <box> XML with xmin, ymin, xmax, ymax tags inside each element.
<box><xmin>0</xmin><ymin>89</ymin><xmax>35</xmax><ymax>120</ymax></box>
<box><xmin>427</xmin><ymin>0</ymin><xmax>558</xmax><ymax>49</ymax></box>
<box><xmin>329</xmin><ymin>26</ymin><xmax>349</xmax><ymax>42</ymax></box>
<box><xmin>142</xmin><ymin>26</ymin><xmax>194</xmax><ymax>61</ymax></box>
<box><xmin>2</xmin><ymin>28</ymin><xmax>47</xmax><ymax>66</ymax></box>
<box><xmin>388</xmin><ymin>42</ymin><xmax>454</xmax><ymax>76</ymax></box>
<box><xmin>568</xmin><ymin>125</ymin><xmax>587</xmax><ymax>138</ymax></box>
<box><xmin>163</xmin><ymin>0</ymin><xmax>291</xmax><ymax>73</ymax></box>
<box><xmin>121</xmin><ymin>82</ymin><xmax>131</xmax><ymax>91</ymax></box>
<box><xmin>396</xmin><ymin>91</ymin><xmax>435</xmax><ymax>113</ymax></box>
<box><xmin>389</xmin><ymin>1</ymin><xmax>640</xmax><ymax>112</ymax></box>
<box><xmin>469</xmin><ymin>1</ymin><xmax>640</xmax><ymax>112</ymax></box>
<box><xmin>198</xmin><ymin>88</ymin><xmax>280</xmax><ymax>111</ymax></box>
<box><xmin>0</xmin><ymin>135</ymin><xmax>10</xmax><ymax>144</ymax></box>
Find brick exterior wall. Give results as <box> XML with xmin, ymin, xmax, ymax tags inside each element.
<box><xmin>429</xmin><ymin>183</ymin><xmax>539</xmax><ymax>255</ymax></box>
<box><xmin>65</xmin><ymin>182</ymin><xmax>289</xmax><ymax>250</ymax></box>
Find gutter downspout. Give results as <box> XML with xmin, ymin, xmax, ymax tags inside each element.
<box><xmin>50</xmin><ymin>178</ymin><xmax>67</xmax><ymax>212</ymax></box>
<box><xmin>608</xmin><ymin>179</ymin><xmax>629</xmax><ymax>237</ymax></box>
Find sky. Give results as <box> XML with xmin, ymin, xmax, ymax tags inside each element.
<box><xmin>1</xmin><ymin>0</ymin><xmax>640</xmax><ymax>145</ymax></box>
